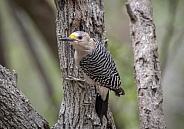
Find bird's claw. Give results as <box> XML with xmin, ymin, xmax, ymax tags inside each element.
<box><xmin>65</xmin><ymin>75</ymin><xmax>86</xmax><ymax>89</ymax></box>
<box><xmin>83</xmin><ymin>102</ymin><xmax>91</xmax><ymax>105</ymax></box>
<box><xmin>65</xmin><ymin>75</ymin><xmax>85</xmax><ymax>82</ymax></box>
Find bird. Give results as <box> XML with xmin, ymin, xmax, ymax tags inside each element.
<box><xmin>59</xmin><ymin>31</ymin><xmax>125</xmax><ymax>122</ymax></box>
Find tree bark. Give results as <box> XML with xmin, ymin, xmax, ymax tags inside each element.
<box><xmin>52</xmin><ymin>0</ymin><xmax>116</xmax><ymax>129</ymax></box>
<box><xmin>126</xmin><ymin>0</ymin><xmax>166</xmax><ymax>129</ymax></box>
<box><xmin>0</xmin><ymin>65</ymin><xmax>49</xmax><ymax>129</ymax></box>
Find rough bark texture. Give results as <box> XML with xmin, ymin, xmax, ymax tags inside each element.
<box><xmin>0</xmin><ymin>65</ymin><xmax>50</xmax><ymax>129</ymax></box>
<box><xmin>126</xmin><ymin>0</ymin><xmax>166</xmax><ymax>129</ymax></box>
<box><xmin>52</xmin><ymin>0</ymin><xmax>115</xmax><ymax>129</ymax></box>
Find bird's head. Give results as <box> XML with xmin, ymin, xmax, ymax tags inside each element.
<box><xmin>60</xmin><ymin>31</ymin><xmax>96</xmax><ymax>51</ymax></box>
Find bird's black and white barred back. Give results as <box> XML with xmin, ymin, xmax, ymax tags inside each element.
<box><xmin>80</xmin><ymin>38</ymin><xmax>125</xmax><ymax>96</ymax></box>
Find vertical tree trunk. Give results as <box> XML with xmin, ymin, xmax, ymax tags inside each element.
<box><xmin>52</xmin><ymin>0</ymin><xmax>115</xmax><ymax>129</ymax></box>
<box><xmin>126</xmin><ymin>0</ymin><xmax>166</xmax><ymax>129</ymax></box>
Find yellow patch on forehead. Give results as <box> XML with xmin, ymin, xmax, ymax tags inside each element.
<box><xmin>69</xmin><ymin>33</ymin><xmax>76</xmax><ymax>39</ymax></box>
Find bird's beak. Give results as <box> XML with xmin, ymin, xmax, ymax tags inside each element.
<box><xmin>60</xmin><ymin>37</ymin><xmax>77</xmax><ymax>42</ymax></box>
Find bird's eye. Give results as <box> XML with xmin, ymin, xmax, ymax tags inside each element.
<box><xmin>78</xmin><ymin>36</ymin><xmax>83</xmax><ymax>40</ymax></box>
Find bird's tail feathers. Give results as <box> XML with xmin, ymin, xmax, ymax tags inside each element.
<box><xmin>114</xmin><ymin>87</ymin><xmax>125</xmax><ymax>96</ymax></box>
<box><xmin>95</xmin><ymin>91</ymin><xmax>109</xmax><ymax>123</ymax></box>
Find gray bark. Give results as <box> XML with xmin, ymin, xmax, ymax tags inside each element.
<box><xmin>52</xmin><ymin>0</ymin><xmax>116</xmax><ymax>129</ymax></box>
<box><xmin>0</xmin><ymin>65</ymin><xmax>49</xmax><ymax>129</ymax></box>
<box><xmin>126</xmin><ymin>0</ymin><xmax>166</xmax><ymax>129</ymax></box>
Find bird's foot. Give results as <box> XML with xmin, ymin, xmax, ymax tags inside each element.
<box><xmin>83</xmin><ymin>101</ymin><xmax>91</xmax><ymax>105</ymax></box>
<box><xmin>65</xmin><ymin>75</ymin><xmax>86</xmax><ymax>89</ymax></box>
<box><xmin>65</xmin><ymin>75</ymin><xmax>85</xmax><ymax>82</ymax></box>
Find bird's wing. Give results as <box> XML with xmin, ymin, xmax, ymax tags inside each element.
<box><xmin>80</xmin><ymin>40</ymin><xmax>121</xmax><ymax>89</ymax></box>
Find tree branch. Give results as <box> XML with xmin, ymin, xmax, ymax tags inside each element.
<box><xmin>0</xmin><ymin>65</ymin><xmax>50</xmax><ymax>128</ymax></box>
<box><xmin>126</xmin><ymin>0</ymin><xmax>166</xmax><ymax>128</ymax></box>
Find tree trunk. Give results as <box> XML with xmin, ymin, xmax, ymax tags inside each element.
<box><xmin>126</xmin><ymin>0</ymin><xmax>166</xmax><ymax>129</ymax></box>
<box><xmin>0</xmin><ymin>65</ymin><xmax>50</xmax><ymax>129</ymax></box>
<box><xmin>52</xmin><ymin>0</ymin><xmax>116</xmax><ymax>129</ymax></box>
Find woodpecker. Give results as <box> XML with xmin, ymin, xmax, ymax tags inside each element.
<box><xmin>60</xmin><ymin>31</ymin><xmax>125</xmax><ymax>122</ymax></box>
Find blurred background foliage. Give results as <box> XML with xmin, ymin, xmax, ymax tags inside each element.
<box><xmin>0</xmin><ymin>0</ymin><xmax>184</xmax><ymax>128</ymax></box>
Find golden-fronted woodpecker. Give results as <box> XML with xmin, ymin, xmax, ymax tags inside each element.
<box><xmin>59</xmin><ymin>31</ymin><xmax>125</xmax><ymax>122</ymax></box>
